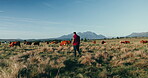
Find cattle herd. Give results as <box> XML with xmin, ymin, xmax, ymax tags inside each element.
<box><xmin>0</xmin><ymin>40</ymin><xmax>148</xmax><ymax>47</ymax></box>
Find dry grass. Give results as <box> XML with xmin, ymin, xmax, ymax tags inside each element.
<box><xmin>0</xmin><ymin>38</ymin><xmax>148</xmax><ymax>78</ymax></box>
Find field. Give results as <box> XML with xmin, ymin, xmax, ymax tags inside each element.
<box><xmin>0</xmin><ymin>38</ymin><xmax>148</xmax><ymax>78</ymax></box>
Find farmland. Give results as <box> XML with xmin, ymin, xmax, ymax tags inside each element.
<box><xmin>0</xmin><ymin>38</ymin><xmax>148</xmax><ymax>78</ymax></box>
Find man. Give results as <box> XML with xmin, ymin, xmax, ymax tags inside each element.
<box><xmin>72</xmin><ymin>32</ymin><xmax>81</xmax><ymax>57</ymax></box>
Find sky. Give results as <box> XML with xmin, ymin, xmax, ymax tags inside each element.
<box><xmin>0</xmin><ymin>0</ymin><xmax>148</xmax><ymax>39</ymax></box>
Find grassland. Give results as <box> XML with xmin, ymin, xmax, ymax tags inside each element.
<box><xmin>0</xmin><ymin>38</ymin><xmax>148</xmax><ymax>78</ymax></box>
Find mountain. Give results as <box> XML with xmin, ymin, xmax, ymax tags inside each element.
<box><xmin>57</xmin><ymin>31</ymin><xmax>106</xmax><ymax>40</ymax></box>
<box><xmin>0</xmin><ymin>31</ymin><xmax>106</xmax><ymax>41</ymax></box>
<box><xmin>0</xmin><ymin>39</ymin><xmax>23</xmax><ymax>42</ymax></box>
<box><xmin>127</xmin><ymin>32</ymin><xmax>148</xmax><ymax>37</ymax></box>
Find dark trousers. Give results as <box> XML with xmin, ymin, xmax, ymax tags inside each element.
<box><xmin>73</xmin><ymin>45</ymin><xmax>81</xmax><ymax>57</ymax></box>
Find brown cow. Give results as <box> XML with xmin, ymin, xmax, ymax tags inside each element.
<box><xmin>93</xmin><ymin>41</ymin><xmax>96</xmax><ymax>44</ymax></box>
<box><xmin>120</xmin><ymin>41</ymin><xmax>130</xmax><ymax>44</ymax></box>
<box><xmin>45</xmin><ymin>41</ymin><xmax>50</xmax><ymax>44</ymax></box>
<box><xmin>33</xmin><ymin>41</ymin><xmax>40</xmax><ymax>46</ymax></box>
<box><xmin>9</xmin><ymin>41</ymin><xmax>21</xmax><ymax>47</ymax></box>
<box><xmin>101</xmin><ymin>41</ymin><xmax>106</xmax><ymax>44</ymax></box>
<box><xmin>24</xmin><ymin>41</ymin><xmax>32</xmax><ymax>45</ymax></box>
<box><xmin>140</xmin><ymin>40</ymin><xmax>148</xmax><ymax>43</ymax></box>
<box><xmin>60</xmin><ymin>40</ymin><xmax>71</xmax><ymax>46</ymax></box>
<box><xmin>50</xmin><ymin>41</ymin><xmax>58</xmax><ymax>44</ymax></box>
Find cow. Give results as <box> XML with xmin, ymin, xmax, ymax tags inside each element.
<box><xmin>120</xmin><ymin>41</ymin><xmax>130</xmax><ymax>44</ymax></box>
<box><xmin>33</xmin><ymin>41</ymin><xmax>40</xmax><ymax>46</ymax></box>
<box><xmin>60</xmin><ymin>40</ymin><xmax>71</xmax><ymax>46</ymax></box>
<box><xmin>24</xmin><ymin>41</ymin><xmax>32</xmax><ymax>45</ymax></box>
<box><xmin>50</xmin><ymin>41</ymin><xmax>58</xmax><ymax>44</ymax></box>
<box><xmin>9</xmin><ymin>41</ymin><xmax>21</xmax><ymax>47</ymax></box>
<box><xmin>45</xmin><ymin>41</ymin><xmax>50</xmax><ymax>44</ymax></box>
<box><xmin>93</xmin><ymin>41</ymin><xmax>96</xmax><ymax>44</ymax></box>
<box><xmin>101</xmin><ymin>41</ymin><xmax>106</xmax><ymax>44</ymax></box>
<box><xmin>24</xmin><ymin>40</ymin><xmax>32</xmax><ymax>45</ymax></box>
<box><xmin>140</xmin><ymin>40</ymin><xmax>148</xmax><ymax>43</ymax></box>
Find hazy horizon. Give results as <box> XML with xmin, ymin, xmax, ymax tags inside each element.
<box><xmin>0</xmin><ymin>0</ymin><xmax>148</xmax><ymax>39</ymax></box>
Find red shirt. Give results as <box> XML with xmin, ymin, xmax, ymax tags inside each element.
<box><xmin>73</xmin><ymin>34</ymin><xmax>80</xmax><ymax>45</ymax></box>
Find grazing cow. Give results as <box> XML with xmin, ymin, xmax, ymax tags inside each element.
<box><xmin>50</xmin><ymin>41</ymin><xmax>58</xmax><ymax>44</ymax></box>
<box><xmin>120</xmin><ymin>41</ymin><xmax>130</xmax><ymax>44</ymax></box>
<box><xmin>9</xmin><ymin>41</ymin><xmax>21</xmax><ymax>47</ymax></box>
<box><xmin>33</xmin><ymin>42</ymin><xmax>40</xmax><ymax>46</ymax></box>
<box><xmin>101</xmin><ymin>41</ymin><xmax>106</xmax><ymax>44</ymax></box>
<box><xmin>24</xmin><ymin>41</ymin><xmax>32</xmax><ymax>45</ymax></box>
<box><xmin>60</xmin><ymin>40</ymin><xmax>71</xmax><ymax>46</ymax></box>
<box><xmin>45</xmin><ymin>41</ymin><xmax>50</xmax><ymax>44</ymax></box>
<box><xmin>140</xmin><ymin>40</ymin><xmax>148</xmax><ymax>43</ymax></box>
<box><xmin>93</xmin><ymin>41</ymin><xmax>96</xmax><ymax>44</ymax></box>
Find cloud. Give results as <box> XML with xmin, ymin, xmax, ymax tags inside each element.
<box><xmin>0</xmin><ymin>11</ymin><xmax>4</xmax><ymax>13</ymax></box>
<box><xmin>0</xmin><ymin>16</ymin><xmax>105</xmax><ymax>39</ymax></box>
<box><xmin>74</xmin><ymin>0</ymin><xmax>95</xmax><ymax>3</ymax></box>
<box><xmin>0</xmin><ymin>16</ymin><xmax>63</xmax><ymax>25</ymax></box>
<box><xmin>43</xmin><ymin>2</ymin><xmax>54</xmax><ymax>8</ymax></box>
<box><xmin>0</xmin><ymin>30</ymin><xmax>52</xmax><ymax>39</ymax></box>
<box><xmin>0</xmin><ymin>16</ymin><xmax>104</xmax><ymax>29</ymax></box>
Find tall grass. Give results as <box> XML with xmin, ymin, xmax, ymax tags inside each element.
<box><xmin>0</xmin><ymin>38</ymin><xmax>148</xmax><ymax>78</ymax></box>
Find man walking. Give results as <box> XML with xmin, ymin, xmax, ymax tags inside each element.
<box><xmin>72</xmin><ymin>32</ymin><xmax>81</xmax><ymax>57</ymax></box>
